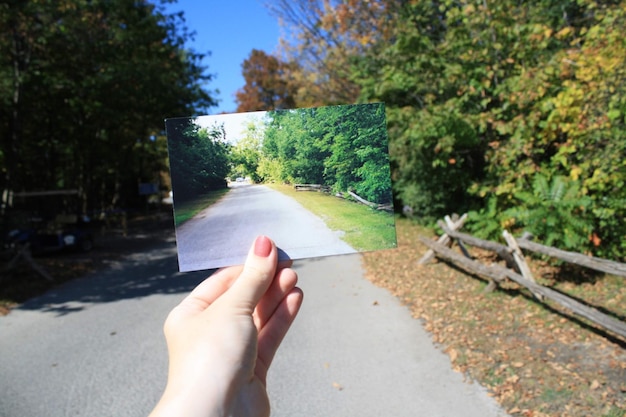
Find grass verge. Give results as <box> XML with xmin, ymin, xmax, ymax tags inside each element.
<box><xmin>362</xmin><ymin>218</ymin><xmax>626</xmax><ymax>417</ymax></box>
<box><xmin>267</xmin><ymin>183</ymin><xmax>396</xmax><ymax>251</ymax></box>
<box><xmin>173</xmin><ymin>188</ymin><xmax>231</xmax><ymax>227</ymax></box>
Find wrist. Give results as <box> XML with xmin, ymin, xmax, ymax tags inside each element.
<box><xmin>150</xmin><ymin>377</ymin><xmax>234</xmax><ymax>417</ymax></box>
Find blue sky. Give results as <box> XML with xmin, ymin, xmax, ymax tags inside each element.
<box><xmin>163</xmin><ymin>0</ymin><xmax>282</xmax><ymax>115</ymax></box>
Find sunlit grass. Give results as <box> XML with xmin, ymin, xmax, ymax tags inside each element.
<box><xmin>267</xmin><ymin>183</ymin><xmax>397</xmax><ymax>251</ymax></box>
<box><xmin>173</xmin><ymin>188</ymin><xmax>231</xmax><ymax>227</ymax></box>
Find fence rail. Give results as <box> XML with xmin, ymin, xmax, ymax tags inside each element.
<box><xmin>294</xmin><ymin>184</ymin><xmax>331</xmax><ymax>192</ymax></box>
<box><xmin>419</xmin><ymin>214</ymin><xmax>626</xmax><ymax>341</ymax></box>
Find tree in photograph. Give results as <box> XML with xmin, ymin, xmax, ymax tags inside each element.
<box><xmin>317</xmin><ymin>105</ymin><xmax>360</xmax><ymax>194</ymax></box>
<box><xmin>167</xmin><ymin>119</ymin><xmax>230</xmax><ymax>202</ymax></box>
<box><xmin>262</xmin><ymin>107</ymin><xmax>336</xmax><ymax>185</ymax></box>
<box><xmin>235</xmin><ymin>49</ymin><xmax>297</xmax><ymax>112</ymax></box>
<box><xmin>351</xmin><ymin>103</ymin><xmax>393</xmax><ymax>205</ymax></box>
<box><xmin>229</xmin><ymin>121</ymin><xmax>264</xmax><ymax>182</ymax></box>
<box><xmin>260</xmin><ymin>110</ymin><xmax>298</xmax><ymax>183</ymax></box>
<box><xmin>259</xmin><ymin>104</ymin><xmax>392</xmax><ymax>204</ymax></box>
<box><xmin>288</xmin><ymin>107</ymin><xmax>331</xmax><ymax>184</ymax></box>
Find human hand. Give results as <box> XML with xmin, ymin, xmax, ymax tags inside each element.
<box><xmin>150</xmin><ymin>235</ymin><xmax>303</xmax><ymax>417</ymax></box>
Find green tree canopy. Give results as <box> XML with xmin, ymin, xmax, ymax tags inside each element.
<box><xmin>260</xmin><ymin>103</ymin><xmax>392</xmax><ymax>204</ymax></box>
<box><xmin>166</xmin><ymin>118</ymin><xmax>230</xmax><ymax>201</ymax></box>
<box><xmin>259</xmin><ymin>0</ymin><xmax>626</xmax><ymax>258</ymax></box>
<box><xmin>0</xmin><ymin>0</ymin><xmax>214</xmax><ymax>211</ymax></box>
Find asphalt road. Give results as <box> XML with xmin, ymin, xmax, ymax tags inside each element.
<box><xmin>175</xmin><ymin>184</ymin><xmax>357</xmax><ymax>272</ymax></box>
<box><xmin>0</xmin><ymin>236</ymin><xmax>508</xmax><ymax>417</ymax></box>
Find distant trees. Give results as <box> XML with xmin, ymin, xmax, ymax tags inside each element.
<box><xmin>0</xmin><ymin>0</ymin><xmax>214</xmax><ymax>211</ymax></box>
<box><xmin>166</xmin><ymin>118</ymin><xmax>230</xmax><ymax>201</ymax></box>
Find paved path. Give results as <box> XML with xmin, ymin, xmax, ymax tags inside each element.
<box><xmin>0</xmin><ymin>237</ymin><xmax>507</xmax><ymax>417</ymax></box>
<box><xmin>269</xmin><ymin>254</ymin><xmax>507</xmax><ymax>417</ymax></box>
<box><xmin>175</xmin><ymin>184</ymin><xmax>356</xmax><ymax>272</ymax></box>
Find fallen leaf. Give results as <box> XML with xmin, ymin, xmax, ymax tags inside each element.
<box><xmin>332</xmin><ymin>382</ymin><xmax>343</xmax><ymax>391</ymax></box>
<box><xmin>507</xmin><ymin>375</ymin><xmax>520</xmax><ymax>384</ymax></box>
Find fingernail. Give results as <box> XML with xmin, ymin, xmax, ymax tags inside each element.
<box><xmin>254</xmin><ymin>235</ymin><xmax>272</xmax><ymax>257</ymax></box>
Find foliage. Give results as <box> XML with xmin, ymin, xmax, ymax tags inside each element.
<box><xmin>0</xmin><ymin>0</ymin><xmax>214</xmax><ymax>211</ymax></box>
<box><xmin>387</xmin><ymin>107</ymin><xmax>483</xmax><ymax>222</ymax></box>
<box><xmin>166</xmin><ymin>118</ymin><xmax>230</xmax><ymax>202</ymax></box>
<box><xmin>261</xmin><ymin>0</ymin><xmax>626</xmax><ymax>258</ymax></box>
<box><xmin>229</xmin><ymin>121</ymin><xmax>264</xmax><ymax>182</ymax></box>
<box><xmin>235</xmin><ymin>49</ymin><xmax>297</xmax><ymax>111</ymax></box>
<box><xmin>265</xmin><ymin>0</ymin><xmax>399</xmax><ymax>106</ymax></box>
<box><xmin>466</xmin><ymin>195</ymin><xmax>502</xmax><ymax>242</ymax></box>
<box><xmin>502</xmin><ymin>175</ymin><xmax>593</xmax><ymax>250</ymax></box>
<box><xmin>469</xmin><ymin>174</ymin><xmax>594</xmax><ymax>251</ymax></box>
<box><xmin>261</xmin><ymin>103</ymin><xmax>392</xmax><ymax>204</ymax></box>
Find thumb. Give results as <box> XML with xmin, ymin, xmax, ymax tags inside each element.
<box><xmin>220</xmin><ymin>235</ymin><xmax>278</xmax><ymax>312</ymax></box>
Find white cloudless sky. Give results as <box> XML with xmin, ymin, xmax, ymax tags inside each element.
<box><xmin>194</xmin><ymin>111</ymin><xmax>267</xmax><ymax>144</ymax></box>
<box><xmin>163</xmin><ymin>0</ymin><xmax>282</xmax><ymax>115</ymax></box>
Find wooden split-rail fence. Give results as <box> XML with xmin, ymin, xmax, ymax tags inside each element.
<box><xmin>294</xmin><ymin>184</ymin><xmax>393</xmax><ymax>212</ymax></box>
<box><xmin>418</xmin><ymin>214</ymin><xmax>626</xmax><ymax>340</ymax></box>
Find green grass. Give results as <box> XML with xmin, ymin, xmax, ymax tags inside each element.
<box><xmin>267</xmin><ymin>183</ymin><xmax>397</xmax><ymax>251</ymax></box>
<box><xmin>539</xmin><ymin>388</ymin><xmax>574</xmax><ymax>409</ymax></box>
<box><xmin>602</xmin><ymin>406</ymin><xmax>626</xmax><ymax>417</ymax></box>
<box><xmin>173</xmin><ymin>188</ymin><xmax>231</xmax><ymax>226</ymax></box>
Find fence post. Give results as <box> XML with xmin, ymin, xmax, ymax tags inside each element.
<box><xmin>418</xmin><ymin>213</ymin><xmax>468</xmax><ymax>265</ymax></box>
<box><xmin>503</xmin><ymin>230</ymin><xmax>543</xmax><ymax>301</ymax></box>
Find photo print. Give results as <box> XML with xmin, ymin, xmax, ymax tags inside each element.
<box><xmin>165</xmin><ymin>103</ymin><xmax>397</xmax><ymax>272</ymax></box>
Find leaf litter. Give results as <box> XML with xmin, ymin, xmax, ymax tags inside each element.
<box><xmin>362</xmin><ymin>218</ymin><xmax>626</xmax><ymax>416</ymax></box>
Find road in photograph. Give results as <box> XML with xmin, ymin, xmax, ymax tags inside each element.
<box><xmin>175</xmin><ymin>183</ymin><xmax>357</xmax><ymax>271</ymax></box>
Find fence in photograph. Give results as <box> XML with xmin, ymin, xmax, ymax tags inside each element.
<box><xmin>418</xmin><ymin>214</ymin><xmax>626</xmax><ymax>340</ymax></box>
<box><xmin>294</xmin><ymin>184</ymin><xmax>331</xmax><ymax>192</ymax></box>
<box><xmin>293</xmin><ymin>184</ymin><xmax>394</xmax><ymax>213</ymax></box>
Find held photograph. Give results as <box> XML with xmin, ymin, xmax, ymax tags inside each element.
<box><xmin>165</xmin><ymin>103</ymin><xmax>397</xmax><ymax>272</ymax></box>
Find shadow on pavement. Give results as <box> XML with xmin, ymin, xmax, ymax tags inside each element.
<box><xmin>15</xmin><ymin>239</ymin><xmax>215</xmax><ymax>316</ymax></box>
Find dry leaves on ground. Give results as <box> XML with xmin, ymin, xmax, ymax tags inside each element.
<box><xmin>362</xmin><ymin>218</ymin><xmax>626</xmax><ymax>417</ymax></box>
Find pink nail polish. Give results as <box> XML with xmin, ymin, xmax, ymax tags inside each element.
<box><xmin>254</xmin><ymin>235</ymin><xmax>272</xmax><ymax>257</ymax></box>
